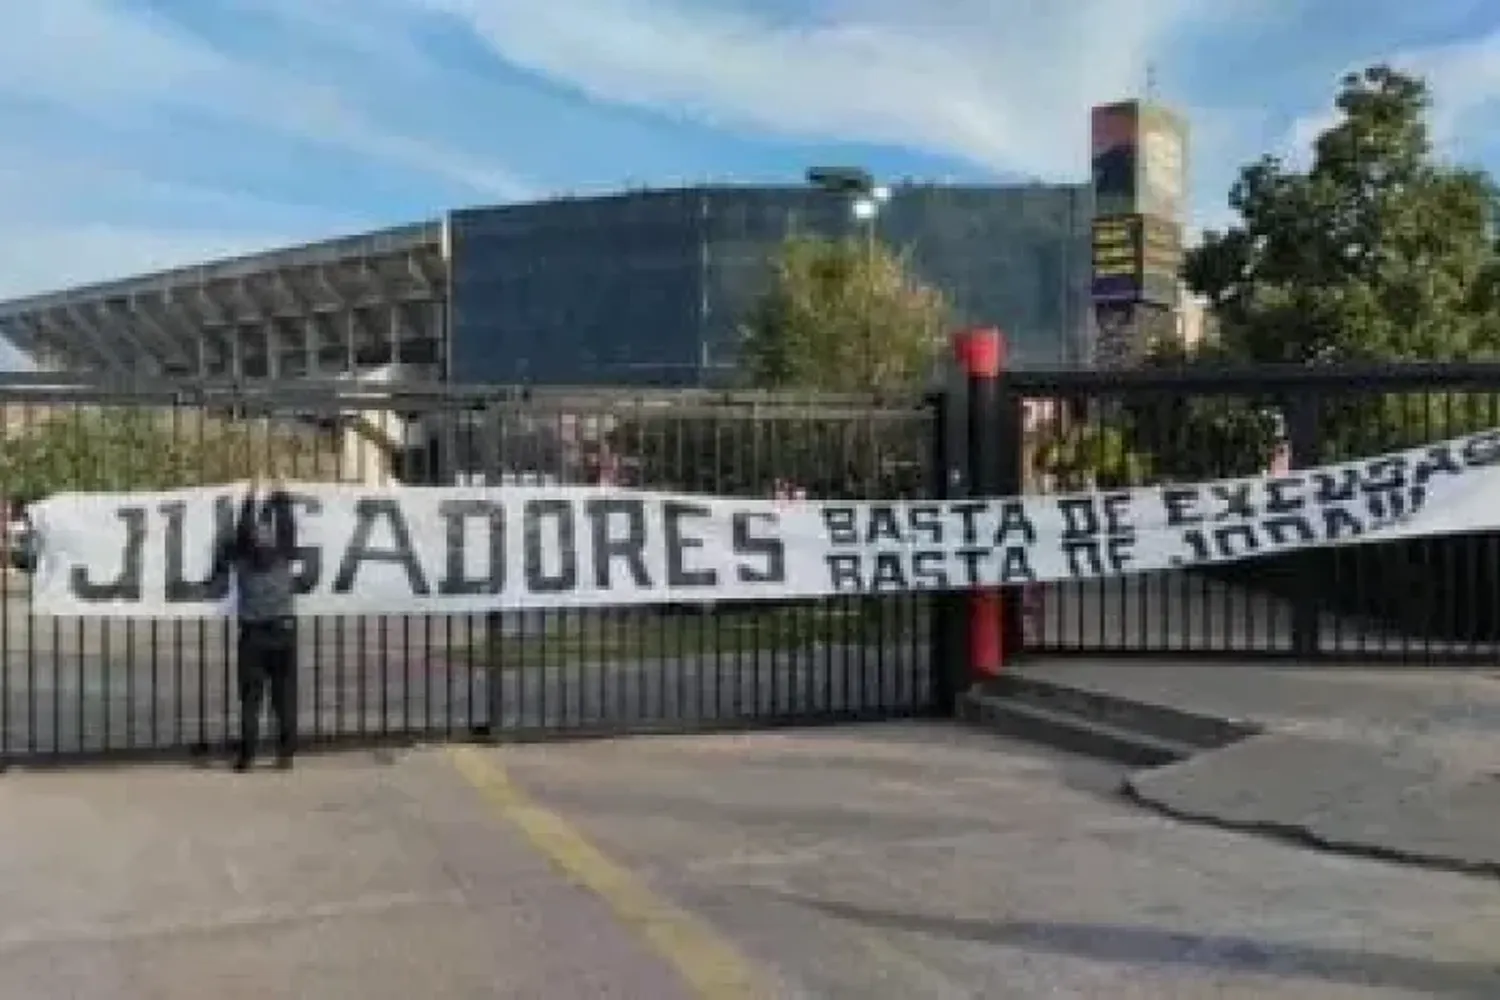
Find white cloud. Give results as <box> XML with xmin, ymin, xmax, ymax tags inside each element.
<box><xmin>402</xmin><ymin>0</ymin><xmax>1500</xmax><ymax>240</ymax></box>
<box><xmin>1278</xmin><ymin>27</ymin><xmax>1500</xmax><ymax>166</ymax></box>
<box><xmin>1392</xmin><ymin>29</ymin><xmax>1500</xmax><ymax>149</ymax></box>
<box><xmin>8</xmin><ymin>1</ymin><xmax>529</xmax><ymax>198</ymax></box>
<box><xmin>0</xmin><ymin>0</ymin><xmax>533</xmax><ymax>315</ymax></box>
<box><xmin>0</xmin><ymin>1</ymin><xmax>226</xmax><ymax>111</ymax></box>
<box><xmin>0</xmin><ymin>1</ymin><xmax>530</xmax><ymax>200</ymax></box>
<box><xmin>412</xmin><ymin>0</ymin><xmax>1218</xmax><ymax>181</ymax></box>
<box><xmin>4</xmin><ymin>0</ymin><xmax>1493</xmax><ymax>341</ymax></box>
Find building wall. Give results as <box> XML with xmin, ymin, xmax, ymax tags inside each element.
<box><xmin>877</xmin><ymin>184</ymin><xmax>1093</xmax><ymax>368</ymax></box>
<box><xmin>447</xmin><ymin>183</ymin><xmax>1093</xmax><ymax>386</ymax></box>
<box><xmin>695</xmin><ymin>186</ymin><xmax>848</xmax><ymax>379</ymax></box>
<box><xmin>448</xmin><ymin>192</ymin><xmax>707</xmax><ymax>386</ymax></box>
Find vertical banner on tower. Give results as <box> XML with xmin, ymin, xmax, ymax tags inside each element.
<box><xmin>1090</xmin><ymin>102</ymin><xmax>1141</xmax><ymax>219</ymax></box>
<box><xmin>1135</xmin><ymin>102</ymin><xmax>1188</xmax><ymax>224</ymax></box>
<box><xmin>1089</xmin><ymin>98</ymin><xmax>1191</xmax><ymax>365</ymax></box>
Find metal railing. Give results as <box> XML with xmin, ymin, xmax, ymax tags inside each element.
<box><xmin>0</xmin><ymin>378</ymin><xmax>942</xmax><ymax>763</ymax></box>
<box><xmin>1002</xmin><ymin>362</ymin><xmax>1500</xmax><ymax>662</ymax></box>
<box><xmin>15</xmin><ymin>356</ymin><xmax>1493</xmax><ymax>763</ymax></box>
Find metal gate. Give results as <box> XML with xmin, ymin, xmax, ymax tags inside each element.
<box><xmin>0</xmin><ymin>376</ymin><xmax>943</xmax><ymax>763</ymax></box>
<box><xmin>990</xmin><ymin>362</ymin><xmax>1500</xmax><ymax>664</ymax></box>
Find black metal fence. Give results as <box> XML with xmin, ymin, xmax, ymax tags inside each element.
<box><xmin>0</xmin><ymin>376</ymin><xmax>941</xmax><ymax>763</ymax></box>
<box><xmin>11</xmin><ymin>358</ymin><xmax>1498</xmax><ymax>764</ymax></box>
<box><xmin>998</xmin><ymin>363</ymin><xmax>1500</xmax><ymax>663</ymax></box>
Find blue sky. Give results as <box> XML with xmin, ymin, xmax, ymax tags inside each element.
<box><xmin>0</xmin><ymin>0</ymin><xmax>1497</xmax><ymax>309</ymax></box>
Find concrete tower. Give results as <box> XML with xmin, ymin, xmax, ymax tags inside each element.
<box><xmin>1088</xmin><ymin>99</ymin><xmax>1188</xmax><ymax>366</ymax></box>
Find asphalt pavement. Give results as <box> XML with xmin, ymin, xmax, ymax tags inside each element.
<box><xmin>486</xmin><ymin>724</ymin><xmax>1500</xmax><ymax>998</ymax></box>
<box><xmin>3</xmin><ymin>723</ymin><xmax>1490</xmax><ymax>998</ymax></box>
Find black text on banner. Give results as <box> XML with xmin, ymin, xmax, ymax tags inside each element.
<box><xmin>26</xmin><ymin>427</ymin><xmax>1500</xmax><ymax>617</ymax></box>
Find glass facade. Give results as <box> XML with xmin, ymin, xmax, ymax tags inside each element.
<box><xmin>448</xmin><ymin>192</ymin><xmax>704</xmax><ymax>386</ymax></box>
<box><xmin>448</xmin><ymin>183</ymin><xmax>1093</xmax><ymax>386</ymax></box>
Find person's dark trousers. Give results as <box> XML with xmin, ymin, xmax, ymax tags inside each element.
<box><xmin>235</xmin><ymin>619</ymin><xmax>297</xmax><ymax>770</ymax></box>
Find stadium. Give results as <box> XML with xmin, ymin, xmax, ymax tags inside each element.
<box><xmin>0</xmin><ymin>182</ymin><xmax>1096</xmax><ymax>488</ymax></box>
<box><xmin>0</xmin><ymin>182</ymin><xmax>1096</xmax><ymax>387</ymax></box>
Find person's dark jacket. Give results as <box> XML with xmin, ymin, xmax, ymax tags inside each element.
<box><xmin>212</xmin><ymin>488</ymin><xmax>297</xmax><ymax>622</ymax></box>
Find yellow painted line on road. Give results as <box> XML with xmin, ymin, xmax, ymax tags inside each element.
<box><xmin>448</xmin><ymin>746</ymin><xmax>772</xmax><ymax>1000</ymax></box>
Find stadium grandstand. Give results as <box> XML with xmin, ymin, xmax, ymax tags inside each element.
<box><xmin>0</xmin><ymin>221</ymin><xmax>447</xmax><ymax>380</ymax></box>
<box><xmin>0</xmin><ymin>183</ymin><xmax>1095</xmax><ymax>486</ymax></box>
<box><xmin>0</xmin><ymin>182</ymin><xmax>1096</xmax><ymax>386</ymax></box>
<box><xmin>0</xmin><ymin>220</ymin><xmax>469</xmax><ymax>486</ymax></box>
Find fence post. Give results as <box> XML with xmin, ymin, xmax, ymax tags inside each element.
<box><xmin>1285</xmin><ymin>394</ymin><xmax>1322</xmax><ymax>658</ymax></box>
<box><xmin>929</xmin><ymin>389</ymin><xmax>964</xmax><ymax>712</ymax></box>
<box><xmin>993</xmin><ymin>354</ymin><xmax>1027</xmax><ymax>662</ymax></box>
<box><xmin>951</xmin><ymin>327</ymin><xmax>1007</xmax><ymax>681</ymax></box>
<box><xmin>479</xmin><ymin>399</ymin><xmax>503</xmax><ymax>739</ymax></box>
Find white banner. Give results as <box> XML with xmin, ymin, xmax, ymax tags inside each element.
<box><xmin>26</xmin><ymin>426</ymin><xmax>1500</xmax><ymax>617</ymax></box>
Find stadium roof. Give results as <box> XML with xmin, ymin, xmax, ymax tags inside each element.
<box><xmin>0</xmin><ymin>220</ymin><xmax>442</xmax><ymax>317</ymax></box>
<box><xmin>0</xmin><ymin>220</ymin><xmax>446</xmax><ymax>375</ymax></box>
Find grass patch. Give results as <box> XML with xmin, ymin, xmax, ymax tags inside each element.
<box><xmin>465</xmin><ymin>601</ymin><xmax>931</xmax><ymax>668</ymax></box>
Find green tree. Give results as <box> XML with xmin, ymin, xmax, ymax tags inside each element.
<box><xmin>1146</xmin><ymin>66</ymin><xmax>1500</xmax><ymax>640</ymax></box>
<box><xmin>0</xmin><ymin>408</ymin><xmax>324</xmax><ymax>507</ymax></box>
<box><xmin>1032</xmin><ymin>423</ymin><xmax>1151</xmax><ymax>491</ymax></box>
<box><xmin>1161</xmin><ymin>65</ymin><xmax>1500</xmax><ymax>468</ymax></box>
<box><xmin>616</xmin><ymin>232</ymin><xmax>948</xmax><ymax>499</ymax></box>
<box><xmin>740</xmin><ymin>232</ymin><xmax>950</xmax><ymax>393</ymax></box>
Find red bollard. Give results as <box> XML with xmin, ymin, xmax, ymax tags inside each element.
<box><xmin>951</xmin><ymin>326</ymin><xmax>1006</xmax><ymax>681</ymax></box>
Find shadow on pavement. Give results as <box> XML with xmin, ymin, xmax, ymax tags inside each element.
<box><xmin>773</xmin><ymin>896</ymin><xmax>1500</xmax><ymax>998</ymax></box>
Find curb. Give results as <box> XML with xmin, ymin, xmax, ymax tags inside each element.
<box><xmin>1120</xmin><ymin>775</ymin><xmax>1500</xmax><ymax>880</ymax></box>
<box><xmin>961</xmin><ymin>672</ymin><xmax>1500</xmax><ymax>880</ymax></box>
<box><xmin>959</xmin><ymin>689</ymin><xmax>1196</xmax><ymax>767</ymax></box>
<box><xmin>958</xmin><ymin>674</ymin><xmax>1260</xmax><ymax>767</ymax></box>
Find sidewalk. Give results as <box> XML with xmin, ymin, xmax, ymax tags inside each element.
<box><xmin>0</xmin><ymin>751</ymin><xmax>702</xmax><ymax>1000</ymax></box>
<box><xmin>1015</xmin><ymin>660</ymin><xmax>1500</xmax><ymax>874</ymax></box>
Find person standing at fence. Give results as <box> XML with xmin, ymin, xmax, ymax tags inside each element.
<box><xmin>212</xmin><ymin>477</ymin><xmax>299</xmax><ymax>772</ymax></box>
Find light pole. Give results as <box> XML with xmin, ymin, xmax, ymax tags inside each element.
<box><xmin>806</xmin><ymin>167</ymin><xmax>889</xmax><ymax>383</ymax></box>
